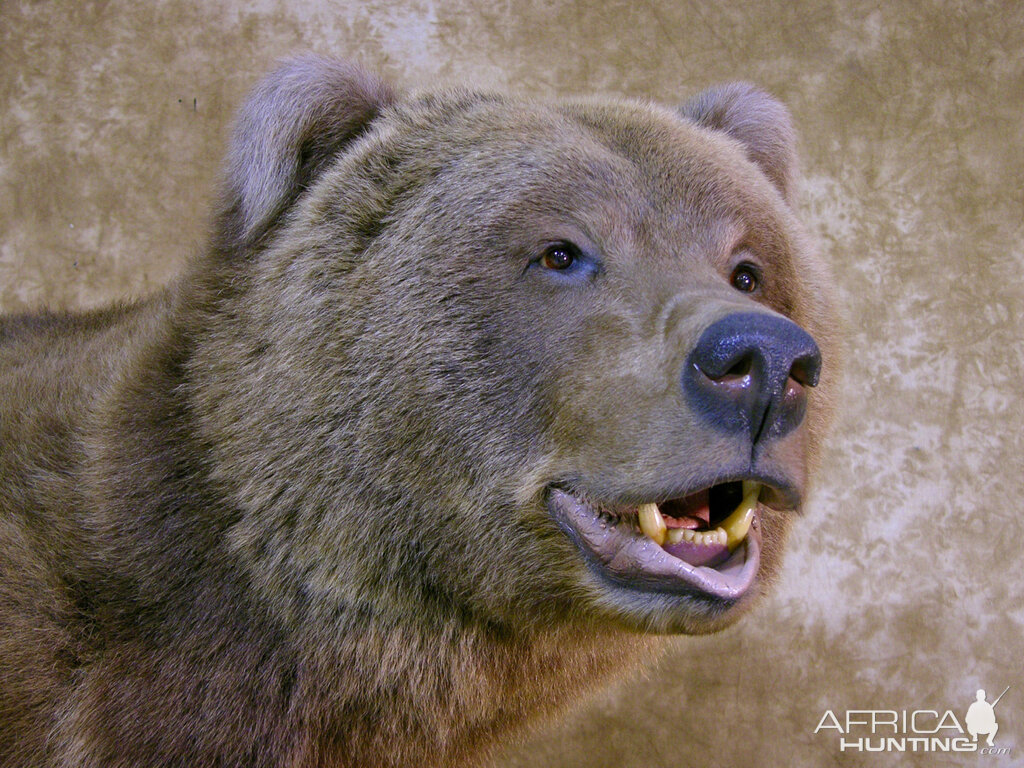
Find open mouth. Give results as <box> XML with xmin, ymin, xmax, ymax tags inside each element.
<box><xmin>548</xmin><ymin>480</ymin><xmax>774</xmax><ymax>603</ymax></box>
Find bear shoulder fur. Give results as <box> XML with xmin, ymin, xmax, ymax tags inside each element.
<box><xmin>0</xmin><ymin>57</ymin><xmax>838</xmax><ymax>767</ymax></box>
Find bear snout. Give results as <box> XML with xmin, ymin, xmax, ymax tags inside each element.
<box><xmin>683</xmin><ymin>311</ymin><xmax>822</xmax><ymax>445</ymax></box>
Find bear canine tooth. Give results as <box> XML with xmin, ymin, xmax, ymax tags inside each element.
<box><xmin>722</xmin><ymin>482</ymin><xmax>760</xmax><ymax>550</ymax></box>
<box><xmin>638</xmin><ymin>502</ymin><xmax>666</xmax><ymax>546</ymax></box>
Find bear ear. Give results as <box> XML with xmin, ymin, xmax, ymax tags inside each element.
<box><xmin>222</xmin><ymin>56</ymin><xmax>396</xmax><ymax>245</ymax></box>
<box><xmin>680</xmin><ymin>83</ymin><xmax>797</xmax><ymax>203</ymax></box>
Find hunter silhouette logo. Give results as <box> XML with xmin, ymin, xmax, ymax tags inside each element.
<box><xmin>966</xmin><ymin>687</ymin><xmax>1008</xmax><ymax>747</ymax></box>
<box><xmin>814</xmin><ymin>685</ymin><xmax>1013</xmax><ymax>756</ymax></box>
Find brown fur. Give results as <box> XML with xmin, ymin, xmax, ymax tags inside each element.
<box><xmin>0</xmin><ymin>57</ymin><xmax>838</xmax><ymax>766</ymax></box>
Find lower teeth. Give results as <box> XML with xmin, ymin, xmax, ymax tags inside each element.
<box><xmin>666</xmin><ymin>527</ymin><xmax>726</xmax><ymax>547</ymax></box>
<box><xmin>639</xmin><ymin>482</ymin><xmax>760</xmax><ymax>555</ymax></box>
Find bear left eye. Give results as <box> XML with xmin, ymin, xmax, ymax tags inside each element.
<box><xmin>541</xmin><ymin>243</ymin><xmax>579</xmax><ymax>271</ymax></box>
<box><xmin>730</xmin><ymin>263</ymin><xmax>761</xmax><ymax>293</ymax></box>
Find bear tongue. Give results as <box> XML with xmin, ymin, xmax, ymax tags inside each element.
<box><xmin>662</xmin><ymin>489</ymin><xmax>710</xmax><ymax>530</ymax></box>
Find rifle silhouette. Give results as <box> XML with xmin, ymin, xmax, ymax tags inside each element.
<box><xmin>991</xmin><ymin>686</ymin><xmax>1010</xmax><ymax>708</ymax></box>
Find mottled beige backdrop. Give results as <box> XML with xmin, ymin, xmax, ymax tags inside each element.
<box><xmin>1</xmin><ymin>1</ymin><xmax>1021</xmax><ymax>766</ymax></box>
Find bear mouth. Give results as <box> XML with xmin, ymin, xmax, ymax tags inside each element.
<box><xmin>548</xmin><ymin>480</ymin><xmax>789</xmax><ymax>603</ymax></box>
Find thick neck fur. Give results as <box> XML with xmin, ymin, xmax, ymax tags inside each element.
<box><xmin>19</xmin><ymin>272</ymin><xmax>654</xmax><ymax>767</ymax></box>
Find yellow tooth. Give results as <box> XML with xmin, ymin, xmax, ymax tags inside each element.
<box><xmin>666</xmin><ymin>527</ymin><xmax>728</xmax><ymax>548</ymax></box>
<box><xmin>638</xmin><ymin>502</ymin><xmax>666</xmax><ymax>545</ymax></box>
<box><xmin>722</xmin><ymin>482</ymin><xmax>760</xmax><ymax>550</ymax></box>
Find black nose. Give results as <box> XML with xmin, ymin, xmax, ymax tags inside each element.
<box><xmin>683</xmin><ymin>312</ymin><xmax>821</xmax><ymax>444</ymax></box>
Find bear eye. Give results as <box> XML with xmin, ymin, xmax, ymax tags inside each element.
<box><xmin>730</xmin><ymin>263</ymin><xmax>760</xmax><ymax>293</ymax></box>
<box><xmin>541</xmin><ymin>243</ymin><xmax>579</xmax><ymax>271</ymax></box>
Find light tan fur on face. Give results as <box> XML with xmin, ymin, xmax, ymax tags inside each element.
<box><xmin>0</xmin><ymin>57</ymin><xmax>837</xmax><ymax>766</ymax></box>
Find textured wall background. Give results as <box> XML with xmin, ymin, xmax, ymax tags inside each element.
<box><xmin>1</xmin><ymin>1</ymin><xmax>1021</xmax><ymax>766</ymax></box>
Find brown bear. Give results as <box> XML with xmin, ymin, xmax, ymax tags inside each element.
<box><xmin>0</xmin><ymin>57</ymin><xmax>838</xmax><ymax>767</ymax></box>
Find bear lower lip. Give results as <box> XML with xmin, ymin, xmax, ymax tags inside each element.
<box><xmin>547</xmin><ymin>486</ymin><xmax>762</xmax><ymax>602</ymax></box>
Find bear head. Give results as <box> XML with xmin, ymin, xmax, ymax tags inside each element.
<box><xmin>189</xmin><ymin>57</ymin><xmax>839</xmax><ymax>637</ymax></box>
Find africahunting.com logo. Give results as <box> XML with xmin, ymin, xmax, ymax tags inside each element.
<box><xmin>814</xmin><ymin>686</ymin><xmax>1012</xmax><ymax>756</ymax></box>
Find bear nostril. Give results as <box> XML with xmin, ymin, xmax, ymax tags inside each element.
<box><xmin>695</xmin><ymin>352</ymin><xmax>755</xmax><ymax>397</ymax></box>
<box><xmin>695</xmin><ymin>349</ymin><xmax>754</xmax><ymax>383</ymax></box>
<box><xmin>788</xmin><ymin>350</ymin><xmax>821</xmax><ymax>388</ymax></box>
<box><xmin>721</xmin><ymin>354</ymin><xmax>753</xmax><ymax>380</ymax></box>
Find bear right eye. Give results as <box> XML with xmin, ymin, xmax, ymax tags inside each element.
<box><xmin>540</xmin><ymin>243</ymin><xmax>579</xmax><ymax>271</ymax></box>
